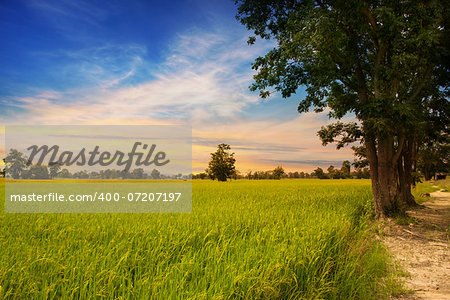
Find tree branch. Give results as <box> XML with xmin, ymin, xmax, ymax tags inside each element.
<box><xmin>393</xmin><ymin>134</ymin><xmax>406</xmax><ymax>163</ymax></box>
<box><xmin>408</xmin><ymin>63</ymin><xmax>432</xmax><ymax>103</ymax></box>
<box><xmin>361</xmin><ymin>7</ymin><xmax>379</xmax><ymax>50</ymax></box>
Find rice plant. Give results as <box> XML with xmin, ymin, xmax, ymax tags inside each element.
<box><xmin>0</xmin><ymin>179</ymin><xmax>401</xmax><ymax>299</ymax></box>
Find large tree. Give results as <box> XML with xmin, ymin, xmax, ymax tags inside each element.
<box><xmin>236</xmin><ymin>0</ymin><xmax>448</xmax><ymax>217</ymax></box>
<box><xmin>206</xmin><ymin>144</ymin><xmax>236</xmax><ymax>181</ymax></box>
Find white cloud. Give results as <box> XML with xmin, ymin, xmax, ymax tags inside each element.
<box><xmin>2</xmin><ymin>28</ymin><xmax>273</xmax><ymax>125</ymax></box>
<box><xmin>1</xmin><ymin>28</ymin><xmax>356</xmax><ymax>171</ymax></box>
<box><xmin>191</xmin><ymin>112</ymin><xmax>357</xmax><ymax>172</ymax></box>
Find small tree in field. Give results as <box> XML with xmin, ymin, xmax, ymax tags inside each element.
<box><xmin>273</xmin><ymin>166</ymin><xmax>285</xmax><ymax>179</ymax></box>
<box><xmin>206</xmin><ymin>144</ymin><xmax>236</xmax><ymax>182</ymax></box>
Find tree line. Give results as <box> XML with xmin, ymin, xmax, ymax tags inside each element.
<box><xmin>197</xmin><ymin>144</ymin><xmax>372</xmax><ymax>180</ymax></box>
<box><xmin>1</xmin><ymin>149</ymin><xmax>189</xmax><ymax>180</ymax></box>
<box><xmin>199</xmin><ymin>141</ymin><xmax>445</xmax><ymax>182</ymax></box>
<box><xmin>193</xmin><ymin>165</ymin><xmax>371</xmax><ymax>180</ymax></box>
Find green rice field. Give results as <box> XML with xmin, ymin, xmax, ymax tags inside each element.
<box><xmin>0</xmin><ymin>179</ymin><xmax>402</xmax><ymax>299</ymax></box>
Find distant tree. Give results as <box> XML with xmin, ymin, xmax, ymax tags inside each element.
<box><xmin>327</xmin><ymin>166</ymin><xmax>336</xmax><ymax>179</ymax></box>
<box><xmin>416</xmin><ymin>134</ymin><xmax>449</xmax><ymax>180</ymax></box>
<box><xmin>352</xmin><ymin>169</ymin><xmax>362</xmax><ymax>179</ymax></box>
<box><xmin>28</xmin><ymin>165</ymin><xmax>50</xmax><ymax>179</ymax></box>
<box><xmin>73</xmin><ymin>170</ymin><xmax>89</xmax><ymax>179</ymax></box>
<box><xmin>151</xmin><ymin>169</ymin><xmax>161</xmax><ymax>179</ymax></box>
<box><xmin>341</xmin><ymin>160</ymin><xmax>351</xmax><ymax>178</ymax></box>
<box><xmin>5</xmin><ymin>149</ymin><xmax>28</xmax><ymax>179</ymax></box>
<box><xmin>231</xmin><ymin>170</ymin><xmax>242</xmax><ymax>180</ymax></box>
<box><xmin>89</xmin><ymin>171</ymin><xmax>100</xmax><ymax>179</ymax></box>
<box><xmin>328</xmin><ymin>165</ymin><xmax>347</xmax><ymax>179</ymax></box>
<box><xmin>362</xmin><ymin>168</ymin><xmax>371</xmax><ymax>179</ymax></box>
<box><xmin>312</xmin><ymin>167</ymin><xmax>328</xmax><ymax>179</ymax></box>
<box><xmin>299</xmin><ymin>172</ymin><xmax>305</xmax><ymax>179</ymax></box>
<box><xmin>48</xmin><ymin>162</ymin><xmax>61</xmax><ymax>179</ymax></box>
<box><xmin>59</xmin><ymin>169</ymin><xmax>72</xmax><ymax>178</ymax></box>
<box><xmin>100</xmin><ymin>169</ymin><xmax>121</xmax><ymax>179</ymax></box>
<box><xmin>0</xmin><ymin>158</ymin><xmax>5</xmax><ymax>178</ymax></box>
<box><xmin>273</xmin><ymin>166</ymin><xmax>285</xmax><ymax>179</ymax></box>
<box><xmin>131</xmin><ymin>168</ymin><xmax>145</xmax><ymax>179</ymax></box>
<box><xmin>206</xmin><ymin>144</ymin><xmax>236</xmax><ymax>181</ymax></box>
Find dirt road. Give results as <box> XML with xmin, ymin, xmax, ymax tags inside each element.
<box><xmin>384</xmin><ymin>189</ymin><xmax>450</xmax><ymax>299</ymax></box>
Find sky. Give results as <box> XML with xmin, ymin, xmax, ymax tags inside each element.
<box><xmin>0</xmin><ymin>0</ymin><xmax>355</xmax><ymax>173</ymax></box>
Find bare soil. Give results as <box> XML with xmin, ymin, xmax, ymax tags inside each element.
<box><xmin>383</xmin><ymin>189</ymin><xmax>450</xmax><ymax>299</ymax></box>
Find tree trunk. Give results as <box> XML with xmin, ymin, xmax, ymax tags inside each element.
<box><xmin>398</xmin><ymin>138</ymin><xmax>417</xmax><ymax>208</ymax></box>
<box><xmin>366</xmin><ymin>135</ymin><xmax>403</xmax><ymax>218</ymax></box>
<box><xmin>423</xmin><ymin>167</ymin><xmax>432</xmax><ymax>181</ymax></box>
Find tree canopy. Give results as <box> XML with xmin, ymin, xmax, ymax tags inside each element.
<box><xmin>5</xmin><ymin>149</ymin><xmax>29</xmax><ymax>179</ymax></box>
<box><xmin>206</xmin><ymin>144</ymin><xmax>236</xmax><ymax>181</ymax></box>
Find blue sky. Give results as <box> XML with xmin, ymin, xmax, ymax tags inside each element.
<box><xmin>1</xmin><ymin>0</ymin><xmax>238</xmax><ymax>95</ymax></box>
<box><xmin>0</xmin><ymin>0</ymin><xmax>354</xmax><ymax>172</ymax></box>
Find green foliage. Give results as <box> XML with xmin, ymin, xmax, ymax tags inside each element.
<box><xmin>411</xmin><ymin>180</ymin><xmax>442</xmax><ymax>204</ymax></box>
<box><xmin>236</xmin><ymin>0</ymin><xmax>448</xmax><ymax>216</ymax></box>
<box><xmin>58</xmin><ymin>168</ymin><xmax>72</xmax><ymax>178</ymax></box>
<box><xmin>416</xmin><ymin>134</ymin><xmax>449</xmax><ymax>180</ymax></box>
<box><xmin>432</xmin><ymin>178</ymin><xmax>450</xmax><ymax>190</ymax></box>
<box><xmin>0</xmin><ymin>179</ymin><xmax>403</xmax><ymax>298</ymax></box>
<box><xmin>25</xmin><ymin>165</ymin><xmax>50</xmax><ymax>179</ymax></box>
<box><xmin>150</xmin><ymin>169</ymin><xmax>161</xmax><ymax>179</ymax></box>
<box><xmin>318</xmin><ymin>122</ymin><xmax>362</xmax><ymax>150</ymax></box>
<box><xmin>273</xmin><ymin>166</ymin><xmax>285</xmax><ymax>179</ymax></box>
<box><xmin>73</xmin><ymin>170</ymin><xmax>89</xmax><ymax>179</ymax></box>
<box><xmin>312</xmin><ymin>167</ymin><xmax>328</xmax><ymax>179</ymax></box>
<box><xmin>48</xmin><ymin>162</ymin><xmax>61</xmax><ymax>179</ymax></box>
<box><xmin>0</xmin><ymin>159</ymin><xmax>5</xmax><ymax>178</ymax></box>
<box><xmin>206</xmin><ymin>144</ymin><xmax>236</xmax><ymax>181</ymax></box>
<box><xmin>5</xmin><ymin>149</ymin><xmax>28</xmax><ymax>179</ymax></box>
<box><xmin>236</xmin><ymin>0</ymin><xmax>446</xmax><ymax>126</ymax></box>
<box><xmin>341</xmin><ymin>160</ymin><xmax>351</xmax><ymax>178</ymax></box>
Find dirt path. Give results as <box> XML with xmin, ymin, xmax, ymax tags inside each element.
<box><xmin>383</xmin><ymin>189</ymin><xmax>450</xmax><ymax>299</ymax></box>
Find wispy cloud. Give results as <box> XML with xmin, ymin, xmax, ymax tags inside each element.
<box><xmin>28</xmin><ymin>0</ymin><xmax>114</xmax><ymax>31</ymax></box>
<box><xmin>1</xmin><ymin>26</ymin><xmax>356</xmax><ymax>171</ymax></box>
<box><xmin>1</xmin><ymin>28</ymin><xmax>273</xmax><ymax>124</ymax></box>
<box><xmin>191</xmin><ymin>113</ymin><xmax>356</xmax><ymax>172</ymax></box>
<box><xmin>27</xmin><ymin>43</ymin><xmax>147</xmax><ymax>90</ymax></box>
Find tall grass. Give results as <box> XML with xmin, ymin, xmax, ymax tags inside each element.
<box><xmin>0</xmin><ymin>179</ymin><xmax>401</xmax><ymax>299</ymax></box>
